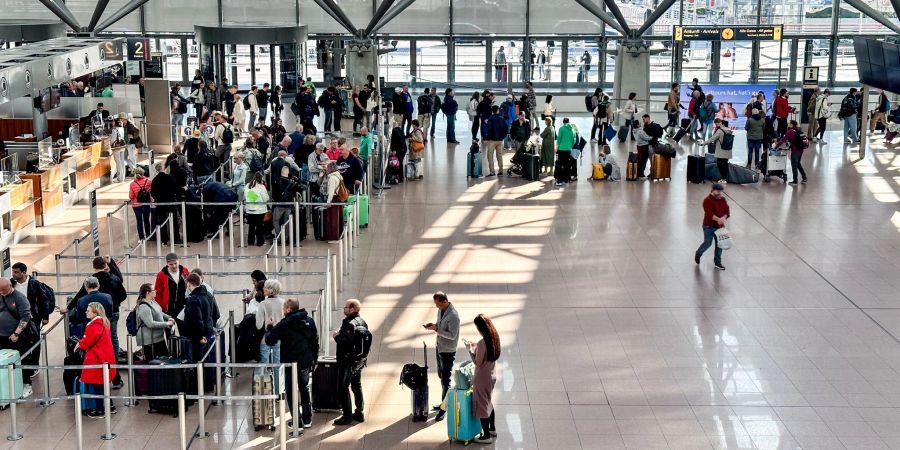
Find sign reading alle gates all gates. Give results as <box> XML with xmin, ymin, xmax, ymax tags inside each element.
<box><xmin>674</xmin><ymin>25</ymin><xmax>783</xmax><ymax>42</ymax></box>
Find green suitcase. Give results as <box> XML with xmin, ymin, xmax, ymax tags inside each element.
<box><xmin>343</xmin><ymin>195</ymin><xmax>369</xmax><ymax>228</ymax></box>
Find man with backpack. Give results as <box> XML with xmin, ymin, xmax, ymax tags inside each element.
<box><xmin>10</xmin><ymin>263</ymin><xmax>55</xmax><ymax>329</ymax></box>
<box><xmin>170</xmin><ymin>84</ymin><xmax>190</xmax><ymax>143</ymax></box>
<box><xmin>264</xmin><ymin>298</ymin><xmax>318</xmax><ymax>428</ymax></box>
<box><xmin>417</xmin><ymin>88</ymin><xmax>433</xmax><ymax>142</ymax></box>
<box><xmin>333</xmin><ymin>299</ymin><xmax>370</xmax><ymax>426</ymax></box>
<box><xmin>838</xmin><ymin>88</ymin><xmax>860</xmax><ymax>144</ymax></box>
<box><xmin>213</xmin><ymin>112</ymin><xmax>234</xmax><ymax>165</ymax></box>
<box><xmin>776</xmin><ymin>120</ymin><xmax>809</xmax><ymax>185</ymax></box>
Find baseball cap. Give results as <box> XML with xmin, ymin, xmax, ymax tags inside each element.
<box><xmin>165</xmin><ymin>252</ymin><xmax>179</xmax><ymax>262</ymax></box>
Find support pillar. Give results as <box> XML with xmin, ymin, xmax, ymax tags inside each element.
<box><xmin>613</xmin><ymin>40</ymin><xmax>650</xmax><ymax>123</ymax></box>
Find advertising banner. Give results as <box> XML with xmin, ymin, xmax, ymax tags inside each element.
<box><xmin>682</xmin><ymin>84</ymin><xmax>777</xmax><ymax>128</ymax></box>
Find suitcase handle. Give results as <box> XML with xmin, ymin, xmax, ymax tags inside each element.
<box><xmin>423</xmin><ymin>341</ymin><xmax>428</xmax><ymax>369</ymax></box>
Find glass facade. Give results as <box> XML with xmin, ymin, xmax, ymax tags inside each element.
<box><xmin>3</xmin><ymin>0</ymin><xmax>893</xmax><ymax>88</ymax></box>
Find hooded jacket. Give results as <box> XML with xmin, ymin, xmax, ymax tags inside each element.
<box><xmin>264</xmin><ymin>309</ymin><xmax>319</xmax><ymax>368</ymax></box>
<box><xmin>154</xmin><ymin>265</ymin><xmax>189</xmax><ymax>314</ymax></box>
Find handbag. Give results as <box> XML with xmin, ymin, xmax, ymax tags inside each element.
<box><xmin>715</xmin><ymin>227</ymin><xmax>733</xmax><ymax>250</ymax></box>
<box><xmin>603</xmin><ymin>125</ymin><xmax>617</xmax><ymax>142</ymax></box>
<box><xmin>263</xmin><ymin>210</ymin><xmax>273</xmax><ymax>223</ymax></box>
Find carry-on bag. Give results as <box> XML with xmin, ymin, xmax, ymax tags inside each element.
<box><xmin>315</xmin><ymin>205</ymin><xmax>343</xmax><ymax>242</ymax></box>
<box><xmin>649</xmin><ymin>154</ymin><xmax>671</xmax><ymax>181</ymax></box>
<box><xmin>625</xmin><ymin>152</ymin><xmax>639</xmax><ymax>181</ymax></box>
<box><xmin>0</xmin><ymin>349</ymin><xmax>23</xmax><ymax>407</ymax></box>
<box><xmin>686</xmin><ymin>155</ymin><xmax>705</xmax><ymax>184</ymax></box>
<box><xmin>312</xmin><ymin>356</ymin><xmax>341</xmax><ymax>411</ymax></box>
<box><xmin>603</xmin><ymin>124</ymin><xmax>617</xmax><ymax>143</ymax></box>
<box><xmin>617</xmin><ymin>125</ymin><xmax>630</xmax><ymax>142</ymax></box>
<box><xmin>467</xmin><ymin>151</ymin><xmax>483</xmax><ymax>178</ymax></box>
<box><xmin>410</xmin><ymin>343</ymin><xmax>429</xmax><ymax>422</ymax></box>
<box><xmin>591</xmin><ymin>163</ymin><xmax>606</xmax><ymax>181</ymax></box>
<box><xmin>522</xmin><ymin>152</ymin><xmax>541</xmax><ymax>181</ymax></box>
<box><xmin>673</xmin><ymin>127</ymin><xmax>688</xmax><ymax>143</ymax></box>
<box><xmin>446</xmin><ymin>388</ymin><xmax>481</xmax><ymax>443</ymax></box>
<box><xmin>252</xmin><ymin>357</ymin><xmax>277</xmax><ymax>432</ymax></box>
<box><xmin>343</xmin><ymin>194</ymin><xmax>369</xmax><ymax>228</ymax></box>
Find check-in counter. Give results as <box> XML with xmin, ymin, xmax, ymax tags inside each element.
<box><xmin>0</xmin><ymin>178</ymin><xmax>37</xmax><ymax>246</ymax></box>
<box><xmin>21</xmin><ymin>162</ymin><xmax>66</xmax><ymax>226</ymax></box>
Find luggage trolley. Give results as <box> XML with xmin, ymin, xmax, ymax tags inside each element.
<box><xmin>762</xmin><ymin>147</ymin><xmax>788</xmax><ymax>183</ymax></box>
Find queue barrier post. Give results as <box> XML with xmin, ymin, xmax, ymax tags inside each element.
<box><xmin>325</xmin><ymin>249</ymin><xmax>333</xmax><ymax>312</ymax></box>
<box><xmin>228</xmin><ymin>212</ymin><xmax>236</xmax><ymax>261</ymax></box>
<box><xmin>101</xmin><ymin>363</ymin><xmax>116</xmax><ymax>440</ymax></box>
<box><xmin>6</xmin><ymin>364</ymin><xmax>22</xmax><ymax>441</ymax></box>
<box><xmin>178</xmin><ymin>393</ymin><xmax>187</xmax><ymax>450</ymax></box>
<box><xmin>168</xmin><ymin>214</ymin><xmax>176</xmax><ymax>253</ymax></box>
<box><xmin>332</xmin><ymin>254</ymin><xmax>339</xmax><ymax>304</ymax></box>
<box><xmin>39</xmin><ymin>337</ymin><xmax>53</xmax><ymax>407</ymax></box>
<box><xmin>181</xmin><ymin>202</ymin><xmax>188</xmax><ymax>250</ymax></box>
<box><xmin>125</xmin><ymin>337</ymin><xmax>136</xmax><ymax>406</ymax></box>
<box><xmin>219</xmin><ymin>224</ymin><xmax>225</xmax><ymax>272</ymax></box>
<box><xmin>278</xmin><ymin>393</ymin><xmax>288</xmax><ymax>450</ymax></box>
<box><xmin>227</xmin><ymin>310</ymin><xmax>237</xmax><ymax>380</ymax></box>
<box><xmin>196</xmin><ymin>362</ymin><xmax>208</xmax><ymax>438</ymax></box>
<box><xmin>291</xmin><ymin>362</ymin><xmax>301</xmax><ymax>437</ymax></box>
<box><xmin>239</xmin><ymin>203</ymin><xmax>245</xmax><ymax>248</ymax></box>
<box><xmin>106</xmin><ymin>212</ymin><xmax>114</xmax><ymax>258</ymax></box>
<box><xmin>124</xmin><ymin>254</ymin><xmax>133</xmax><ymax>310</ymax></box>
<box><xmin>75</xmin><ymin>392</ymin><xmax>84</xmax><ymax>450</ymax></box>
<box><xmin>294</xmin><ymin>202</ymin><xmax>302</xmax><ymax>248</ymax></box>
<box><xmin>215</xmin><ymin>334</ymin><xmax>223</xmax><ymax>404</ymax></box>
<box><xmin>155</xmin><ymin>224</ymin><xmax>162</xmax><ymax>257</ymax></box>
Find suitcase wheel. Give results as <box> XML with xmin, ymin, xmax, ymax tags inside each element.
<box><xmin>254</xmin><ymin>425</ymin><xmax>261</xmax><ymax>432</ymax></box>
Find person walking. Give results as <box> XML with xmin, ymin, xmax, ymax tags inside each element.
<box><xmin>257</xmin><ymin>83</ymin><xmax>270</xmax><ymax>124</ymax></box>
<box><xmin>838</xmin><ymin>88</ymin><xmax>860</xmax><ymax>144</ymax></box>
<box><xmin>467</xmin><ymin>92</ymin><xmax>480</xmax><ymax>141</ymax></box>
<box><xmin>663</xmin><ymin>83</ymin><xmax>682</xmax><ymax>135</ymax></box>
<box><xmin>482</xmin><ymin>106</ymin><xmax>508</xmax><ymax>177</ymax></box>
<box><xmin>773</xmin><ymin>88</ymin><xmax>792</xmax><ymax>137</ymax></box>
<box><xmin>133</xmin><ymin>283</ymin><xmax>173</xmax><ymax>359</ymax></box>
<box><xmin>245</xmin><ymin>172</ymin><xmax>269</xmax><ymax>247</ymax></box>
<box><xmin>589</xmin><ymin>88</ymin><xmax>604</xmax><ymax>142</ymax></box>
<box><xmin>332</xmin><ymin>299</ymin><xmax>369</xmax><ymax>426</ymax></box>
<box><xmin>264</xmin><ymin>298</ymin><xmax>318</xmax><ymax>428</ymax></box>
<box><xmin>441</xmin><ymin>88</ymin><xmax>459</xmax><ymax>144</ymax></box>
<box><xmin>233</xmin><ymin>94</ymin><xmax>247</xmax><ymax>132</ymax></box>
<box><xmin>76</xmin><ymin>302</ymin><xmax>118</xmax><ymax>418</ymax></box>
<box><xmin>700</xmin><ymin>119</ymin><xmax>733</xmax><ymax>184</ymax></box>
<box><xmin>540</xmin><ymin>117</ymin><xmax>556</xmax><ymax>173</ymax></box>
<box><xmin>128</xmin><ymin>167</ymin><xmax>153</xmax><ymax>241</ymax></box>
<box><xmin>425</xmin><ymin>292</ymin><xmax>459</xmax><ymax>422</ymax></box>
<box><xmin>744</xmin><ymin>109</ymin><xmax>765</xmax><ymax>169</ymax></box>
<box><xmin>776</xmin><ymin>119</ymin><xmax>808</xmax><ymax>185</ymax></box>
<box><xmin>469</xmin><ymin>314</ymin><xmax>501</xmax><ymax>444</ymax></box>
<box><xmin>814</xmin><ymin>89</ymin><xmax>831</xmax><ymax>143</ymax></box>
<box><xmin>621</xmin><ymin>92</ymin><xmax>638</xmax><ymax>141</ymax></box>
<box><xmin>247</xmin><ymin>86</ymin><xmax>260</xmax><ymax>129</ymax></box>
<box><xmin>694</xmin><ymin>183</ymin><xmax>730</xmax><ymax>271</ymax></box>
<box><xmin>699</xmin><ymin>94</ymin><xmax>719</xmax><ymax>141</ymax></box>
<box><xmin>870</xmin><ymin>89</ymin><xmax>890</xmax><ymax>134</ymax></box>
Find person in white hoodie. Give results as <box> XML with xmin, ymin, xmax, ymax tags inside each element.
<box><xmin>247</xmin><ymin>86</ymin><xmax>260</xmax><ymax>130</ymax></box>
<box><xmin>467</xmin><ymin>91</ymin><xmax>480</xmax><ymax>141</ymax></box>
<box><xmin>233</xmin><ymin>94</ymin><xmax>247</xmax><ymax>132</ymax></box>
<box><xmin>244</xmin><ymin>172</ymin><xmax>269</xmax><ymax>246</ymax></box>
<box><xmin>620</xmin><ymin>92</ymin><xmax>638</xmax><ymax>142</ymax></box>
<box><xmin>701</xmin><ymin>119</ymin><xmax>734</xmax><ymax>184</ymax></box>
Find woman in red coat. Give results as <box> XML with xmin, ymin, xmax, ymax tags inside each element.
<box><xmin>77</xmin><ymin>302</ymin><xmax>118</xmax><ymax>418</ymax></box>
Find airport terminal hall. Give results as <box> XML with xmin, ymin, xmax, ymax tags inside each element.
<box><xmin>2</xmin><ymin>0</ymin><xmax>900</xmax><ymax>449</ymax></box>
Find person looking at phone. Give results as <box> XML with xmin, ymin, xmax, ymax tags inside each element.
<box><xmin>424</xmin><ymin>291</ymin><xmax>459</xmax><ymax>421</ymax></box>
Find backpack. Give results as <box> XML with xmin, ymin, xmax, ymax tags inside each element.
<box><xmin>125</xmin><ymin>303</ymin><xmax>146</xmax><ymax>336</ymax></box>
<box><xmin>417</xmin><ymin>96</ymin><xmax>430</xmax><ymax>112</ymax></box>
<box><xmin>794</xmin><ymin>130</ymin><xmax>810</xmax><ymax>150</ymax></box>
<box><xmin>221</xmin><ymin>125</ymin><xmax>234</xmax><ymax>144</ymax></box>
<box><xmin>698</xmin><ymin>103</ymin><xmax>712</xmax><ymax>122</ymax></box>
<box><xmin>584</xmin><ymin>95</ymin><xmax>594</xmax><ymax>113</ymax></box>
<box><xmin>353</xmin><ymin>323</ymin><xmax>372</xmax><ymax>362</ymax></box>
<box><xmin>247</xmin><ymin>150</ymin><xmax>264</xmax><ymax>174</ymax></box>
<box><xmin>595</xmin><ymin>102</ymin><xmax>608</xmax><ymax>118</ymax></box>
<box><xmin>838</xmin><ymin>97</ymin><xmax>855</xmax><ymax>119</ymax></box>
<box><xmin>242</xmin><ymin>95</ymin><xmax>250</xmax><ymax>109</ymax></box>
<box><xmin>399</xmin><ymin>362</ymin><xmax>427</xmax><ymax>390</ymax></box>
<box><xmin>721</xmin><ymin>133</ymin><xmax>735</xmax><ymax>150</ymax></box>
<box><xmin>176</xmin><ymin>100</ymin><xmax>187</xmax><ymax>114</ymax></box>
<box><xmin>388</xmin><ymin>152</ymin><xmax>401</xmax><ymax>168</ymax></box>
<box><xmin>136</xmin><ymin>179</ymin><xmax>152</xmax><ymax>203</ymax></box>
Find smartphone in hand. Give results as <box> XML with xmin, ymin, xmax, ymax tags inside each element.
<box><xmin>423</xmin><ymin>323</ymin><xmax>434</xmax><ymax>328</ymax></box>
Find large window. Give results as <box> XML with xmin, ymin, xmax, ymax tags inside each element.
<box><xmin>759</xmin><ymin>40</ymin><xmax>792</xmax><ymax>84</ymax></box>
<box><xmin>719</xmin><ymin>41</ymin><xmax>753</xmax><ymax>83</ymax></box>
<box><xmin>416</xmin><ymin>41</ymin><xmax>448</xmax><ymax>83</ymax></box>
<box><xmin>567</xmin><ymin>39</ymin><xmax>600</xmax><ymax>84</ymax></box>
<box><xmin>162</xmin><ymin>39</ymin><xmax>184</xmax><ymax>83</ymax></box>
<box><xmin>532</xmin><ymin>40</ymin><xmax>562</xmax><ymax>83</ymax></box>
<box><xmin>796</xmin><ymin>39</ymin><xmax>831</xmax><ymax>84</ymax></box>
<box><xmin>456</xmin><ymin>40</ymin><xmax>487</xmax><ymax>83</ymax></box>
<box><xmin>834</xmin><ymin>38</ymin><xmax>859</xmax><ymax>82</ymax></box>
<box><xmin>648</xmin><ymin>40</ymin><xmax>675</xmax><ymax>84</ymax></box>
<box><xmin>379</xmin><ymin>40</ymin><xmax>411</xmax><ymax>83</ymax></box>
<box><xmin>490</xmin><ymin>40</ymin><xmax>524</xmax><ymax>83</ymax></box>
<box><xmin>681</xmin><ymin>41</ymin><xmax>712</xmax><ymax>83</ymax></box>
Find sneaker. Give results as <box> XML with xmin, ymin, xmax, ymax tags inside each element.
<box><xmin>110</xmin><ymin>406</ymin><xmax>118</xmax><ymax>415</ymax></box>
<box><xmin>352</xmin><ymin>412</ymin><xmax>365</xmax><ymax>423</ymax></box>
<box><xmin>590</xmin><ymin>138</ymin><xmax>598</xmax><ymax>143</ymax></box>
<box><xmin>112</xmin><ymin>380</ymin><xmax>124</xmax><ymax>390</ymax></box>
<box><xmin>714</xmin><ymin>264</ymin><xmax>725</xmax><ymax>271</ymax></box>
<box><xmin>21</xmin><ymin>385</ymin><xmax>32</xmax><ymax>398</ymax></box>
<box><xmin>554</xmin><ymin>181</ymin><xmax>566</xmax><ymax>187</ymax></box>
<box><xmin>719</xmin><ymin>179</ymin><xmax>727</xmax><ymax>184</ymax></box>
<box><xmin>486</xmin><ymin>172</ymin><xmax>496</xmax><ymax>177</ymax></box>
<box><xmin>87</xmin><ymin>410</ymin><xmax>105</xmax><ymax>419</ymax></box>
<box><xmin>789</xmin><ymin>180</ymin><xmax>797</xmax><ymax>185</ymax></box>
<box><xmin>302</xmin><ymin>420</ymin><xmax>312</xmax><ymax>428</ymax></box>
<box><xmin>474</xmin><ymin>435</ymin><xmax>493</xmax><ymax>444</ymax></box>
<box><xmin>490</xmin><ymin>430</ymin><xmax>498</xmax><ymax>437</ymax></box>
<box><xmin>801</xmin><ymin>178</ymin><xmax>808</xmax><ymax>184</ymax></box>
<box><xmin>694</xmin><ymin>253</ymin><xmax>700</xmax><ymax>265</ymax></box>
<box><xmin>332</xmin><ymin>416</ymin><xmax>353</xmax><ymax>426</ymax></box>
<box><xmin>432</xmin><ymin>405</ymin><xmax>443</xmax><ymax>411</ymax></box>
<box><xmin>435</xmin><ymin>410</ymin><xmax>446</xmax><ymax>422</ymax></box>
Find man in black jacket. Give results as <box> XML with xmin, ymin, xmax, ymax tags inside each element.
<box><xmin>332</xmin><ymin>299</ymin><xmax>368</xmax><ymax>426</ymax></box>
<box><xmin>257</xmin><ymin>83</ymin><xmax>271</xmax><ymax>124</ymax></box>
<box><xmin>272</xmin><ymin>166</ymin><xmax>302</xmax><ymax>236</ymax></box>
<box><xmin>72</xmin><ymin>256</ymin><xmax>127</xmax><ymax>387</ymax></box>
<box><xmin>441</xmin><ymin>88</ymin><xmax>459</xmax><ymax>144</ymax></box>
<box><xmin>10</xmin><ymin>262</ymin><xmax>54</xmax><ymax>328</ymax></box>
<box><xmin>265</xmin><ymin>298</ymin><xmax>318</xmax><ymax>428</ymax></box>
<box><xmin>150</xmin><ymin>162</ymin><xmax>182</xmax><ymax>244</ymax></box>
<box><xmin>183</xmin><ymin>274</ymin><xmax>214</xmax><ymax>363</ymax></box>
<box><xmin>429</xmin><ymin>88</ymin><xmax>442</xmax><ymax>139</ymax></box>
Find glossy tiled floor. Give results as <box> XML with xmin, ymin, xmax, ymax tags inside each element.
<box><xmin>3</xmin><ymin>113</ymin><xmax>900</xmax><ymax>449</ymax></box>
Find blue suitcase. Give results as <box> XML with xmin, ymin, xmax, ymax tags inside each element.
<box><xmin>467</xmin><ymin>150</ymin><xmax>482</xmax><ymax>178</ymax></box>
<box><xmin>447</xmin><ymin>388</ymin><xmax>480</xmax><ymax>443</ymax></box>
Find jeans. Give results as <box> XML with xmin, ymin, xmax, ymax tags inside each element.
<box><xmin>338</xmin><ymin>366</ymin><xmax>364</xmax><ymax>416</ymax></box>
<box><xmin>257</xmin><ymin>341</ymin><xmax>281</xmax><ymax>376</ymax></box>
<box><xmin>171</xmin><ymin>113</ymin><xmax>184</xmax><ymax>142</ymax></box>
<box><xmin>259</xmin><ymin>107</ymin><xmax>268</xmax><ymax>123</ymax></box>
<box><xmin>249</xmin><ymin>112</ymin><xmax>258</xmax><ymax>130</ymax></box>
<box><xmin>702</xmin><ymin>122</ymin><xmax>715</xmax><ymax>140</ymax></box>
<box><xmin>776</xmin><ymin>117</ymin><xmax>788</xmax><ymax>137</ymax></box>
<box><xmin>816</xmin><ymin>117</ymin><xmax>827</xmax><ymax>140</ymax></box>
<box><xmin>747</xmin><ymin>139</ymin><xmax>761</xmax><ymax>167</ymax></box>
<box><xmin>430</xmin><ymin>113</ymin><xmax>438</xmax><ymax>136</ymax></box>
<box><xmin>82</xmin><ymin>382</ymin><xmax>115</xmax><ymax>413</ymax></box>
<box><xmin>353</xmin><ymin>109</ymin><xmax>365</xmax><ymax>132</ymax></box>
<box><xmin>843</xmin><ymin>114</ymin><xmax>859</xmax><ymax>142</ymax></box>
<box><xmin>446</xmin><ymin>115</ymin><xmax>456</xmax><ymax>142</ymax></box>
<box><xmin>790</xmin><ymin>152</ymin><xmax>807</xmax><ymax>182</ymax></box>
<box><xmin>285</xmin><ymin>366</ymin><xmax>313</xmax><ymax>424</ymax></box>
<box><xmin>436</xmin><ymin>352</ymin><xmax>456</xmax><ymax>401</ymax></box>
<box><xmin>403</xmin><ymin>113</ymin><xmax>413</xmax><ymax>134</ymax></box>
<box><xmin>696</xmin><ymin>225</ymin><xmax>722</xmax><ymax>266</ymax></box>
<box><xmin>324</xmin><ymin>109</ymin><xmax>333</xmax><ymax>131</ymax></box>
<box><xmin>133</xmin><ymin>206</ymin><xmax>151</xmax><ymax>240</ymax></box>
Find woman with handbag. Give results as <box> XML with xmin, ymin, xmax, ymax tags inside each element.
<box><xmin>407</xmin><ymin>119</ymin><xmax>426</xmax><ymax>179</ymax></box>
<box><xmin>77</xmin><ymin>302</ymin><xmax>118</xmax><ymax>418</ymax></box>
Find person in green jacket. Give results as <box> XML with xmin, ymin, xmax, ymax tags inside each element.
<box><xmin>555</xmin><ymin>118</ymin><xmax>576</xmax><ymax>186</ymax></box>
<box><xmin>358</xmin><ymin>126</ymin><xmax>372</xmax><ymax>174</ymax></box>
<box><xmin>304</xmin><ymin>77</ymin><xmax>316</xmax><ymax>97</ymax></box>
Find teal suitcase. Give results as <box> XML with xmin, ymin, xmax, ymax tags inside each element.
<box><xmin>343</xmin><ymin>195</ymin><xmax>369</xmax><ymax>228</ymax></box>
<box><xmin>0</xmin><ymin>349</ymin><xmax>23</xmax><ymax>408</ymax></box>
<box><xmin>446</xmin><ymin>388</ymin><xmax>480</xmax><ymax>443</ymax></box>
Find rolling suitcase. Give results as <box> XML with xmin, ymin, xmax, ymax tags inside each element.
<box><xmin>312</xmin><ymin>356</ymin><xmax>341</xmax><ymax>411</ymax></box>
<box><xmin>63</xmin><ymin>353</ymin><xmax>83</xmax><ymax>396</ymax></box>
<box><xmin>411</xmin><ymin>343</ymin><xmax>429</xmax><ymax>422</ymax></box>
<box><xmin>343</xmin><ymin>195</ymin><xmax>369</xmax><ymax>228</ymax></box>
<box><xmin>686</xmin><ymin>154</ymin><xmax>705</xmax><ymax>184</ymax></box>
<box><xmin>617</xmin><ymin>124</ymin><xmax>630</xmax><ymax>142</ymax></box>
<box><xmin>522</xmin><ymin>152</ymin><xmax>540</xmax><ymax>181</ymax></box>
<box><xmin>446</xmin><ymin>388</ymin><xmax>481</xmax><ymax>443</ymax></box>
<box><xmin>316</xmin><ymin>205</ymin><xmax>343</xmax><ymax>241</ymax></box>
<box><xmin>466</xmin><ymin>151</ymin><xmax>482</xmax><ymax>178</ymax></box>
<box><xmin>0</xmin><ymin>350</ymin><xmax>23</xmax><ymax>408</ymax></box>
<box><xmin>252</xmin><ymin>371</ymin><xmax>276</xmax><ymax>431</ymax></box>
<box><xmin>146</xmin><ymin>356</ymin><xmax>194</xmax><ymax>416</ymax></box>
<box><xmin>625</xmin><ymin>152</ymin><xmax>639</xmax><ymax>181</ymax></box>
<box><xmin>649</xmin><ymin>154</ymin><xmax>671</xmax><ymax>181</ymax></box>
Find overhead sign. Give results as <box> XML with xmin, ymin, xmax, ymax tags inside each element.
<box><xmin>99</xmin><ymin>40</ymin><xmax>123</xmax><ymax>61</ymax></box>
<box><xmin>143</xmin><ymin>53</ymin><xmax>163</xmax><ymax>78</ymax></box>
<box><xmin>674</xmin><ymin>25</ymin><xmax>782</xmax><ymax>42</ymax></box>
<box><xmin>127</xmin><ymin>38</ymin><xmax>150</xmax><ymax>61</ymax></box>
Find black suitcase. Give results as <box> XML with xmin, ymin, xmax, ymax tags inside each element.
<box><xmin>680</xmin><ymin>118</ymin><xmax>691</xmax><ymax>128</ymax></box>
<box><xmin>553</xmin><ymin>157</ymin><xmax>569</xmax><ymax>183</ymax></box>
<box><xmin>411</xmin><ymin>343</ymin><xmax>429</xmax><ymax>422</ymax></box>
<box><xmin>522</xmin><ymin>152</ymin><xmax>541</xmax><ymax>181</ymax></box>
<box><xmin>673</xmin><ymin>127</ymin><xmax>688</xmax><ymax>143</ymax></box>
<box><xmin>63</xmin><ymin>354</ymin><xmax>83</xmax><ymax>396</ymax></box>
<box><xmin>312</xmin><ymin>356</ymin><xmax>341</xmax><ymax>411</ymax></box>
<box><xmin>147</xmin><ymin>356</ymin><xmax>196</xmax><ymax>416</ymax></box>
<box><xmin>312</xmin><ymin>206</ymin><xmax>325</xmax><ymax>241</ymax></box>
<box><xmin>686</xmin><ymin>154</ymin><xmax>706</xmax><ymax>184</ymax></box>
<box><xmin>202</xmin><ymin>335</ymin><xmax>226</xmax><ymax>392</ymax></box>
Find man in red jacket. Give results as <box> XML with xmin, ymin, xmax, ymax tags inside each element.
<box><xmin>773</xmin><ymin>88</ymin><xmax>792</xmax><ymax>137</ymax></box>
<box><xmin>154</xmin><ymin>253</ymin><xmax>190</xmax><ymax>317</ymax></box>
<box><xmin>694</xmin><ymin>184</ymin><xmax>730</xmax><ymax>271</ymax></box>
